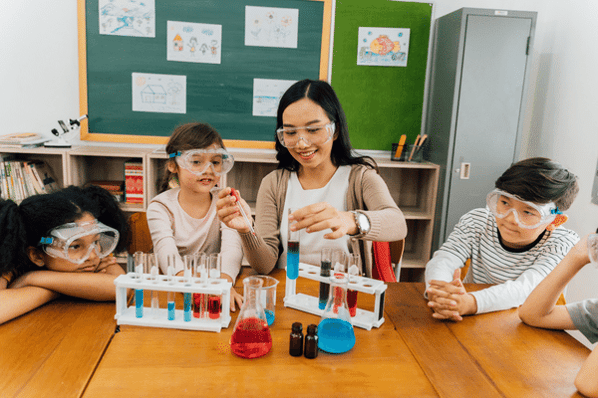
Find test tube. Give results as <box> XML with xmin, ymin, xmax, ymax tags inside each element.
<box><xmin>347</xmin><ymin>253</ymin><xmax>362</xmax><ymax>317</ymax></box>
<box><xmin>149</xmin><ymin>253</ymin><xmax>160</xmax><ymax>319</ymax></box>
<box><xmin>207</xmin><ymin>253</ymin><xmax>221</xmax><ymax>320</ymax></box>
<box><xmin>167</xmin><ymin>254</ymin><xmax>176</xmax><ymax>321</ymax></box>
<box><xmin>134</xmin><ymin>251</ymin><xmax>145</xmax><ymax>318</ymax></box>
<box><xmin>193</xmin><ymin>253</ymin><xmax>207</xmax><ymax>318</ymax></box>
<box><xmin>287</xmin><ymin>208</ymin><xmax>300</xmax><ymax>280</ymax></box>
<box><xmin>319</xmin><ymin>247</ymin><xmax>332</xmax><ymax>310</ymax></box>
<box><xmin>183</xmin><ymin>255</ymin><xmax>193</xmax><ymax>322</ymax></box>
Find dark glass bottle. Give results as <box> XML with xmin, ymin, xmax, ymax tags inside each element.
<box><xmin>289</xmin><ymin>322</ymin><xmax>303</xmax><ymax>357</ymax></box>
<box><xmin>304</xmin><ymin>324</ymin><xmax>319</xmax><ymax>359</ymax></box>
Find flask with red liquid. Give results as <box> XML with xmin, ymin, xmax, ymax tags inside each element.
<box><xmin>230</xmin><ymin>276</ymin><xmax>272</xmax><ymax>359</ymax></box>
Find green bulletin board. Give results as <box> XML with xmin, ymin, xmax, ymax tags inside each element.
<box><xmin>331</xmin><ymin>0</ymin><xmax>432</xmax><ymax>151</ymax></box>
<box><xmin>79</xmin><ymin>0</ymin><xmax>331</xmax><ymax>146</ymax></box>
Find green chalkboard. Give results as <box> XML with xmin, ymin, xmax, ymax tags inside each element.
<box><xmin>331</xmin><ymin>0</ymin><xmax>432</xmax><ymax>151</ymax></box>
<box><xmin>80</xmin><ymin>0</ymin><xmax>330</xmax><ymax>146</ymax></box>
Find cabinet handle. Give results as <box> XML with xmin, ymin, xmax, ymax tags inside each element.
<box><xmin>459</xmin><ymin>163</ymin><xmax>470</xmax><ymax>179</ymax></box>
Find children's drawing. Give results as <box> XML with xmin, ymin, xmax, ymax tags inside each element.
<box><xmin>245</xmin><ymin>6</ymin><xmax>298</xmax><ymax>49</ymax></box>
<box><xmin>99</xmin><ymin>0</ymin><xmax>155</xmax><ymax>38</ymax></box>
<box><xmin>132</xmin><ymin>73</ymin><xmax>186</xmax><ymax>114</ymax></box>
<box><xmin>253</xmin><ymin>78</ymin><xmax>297</xmax><ymax>117</ymax></box>
<box><xmin>167</xmin><ymin>21</ymin><xmax>222</xmax><ymax>64</ymax></box>
<box><xmin>357</xmin><ymin>27</ymin><xmax>410</xmax><ymax>67</ymax></box>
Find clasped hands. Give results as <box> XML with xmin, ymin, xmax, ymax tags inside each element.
<box><xmin>217</xmin><ymin>187</ymin><xmax>357</xmax><ymax>239</ymax></box>
<box><xmin>426</xmin><ymin>269</ymin><xmax>477</xmax><ymax>321</ymax></box>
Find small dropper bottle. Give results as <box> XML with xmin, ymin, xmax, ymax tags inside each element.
<box><xmin>289</xmin><ymin>322</ymin><xmax>303</xmax><ymax>357</ymax></box>
<box><xmin>304</xmin><ymin>324</ymin><xmax>319</xmax><ymax>359</ymax></box>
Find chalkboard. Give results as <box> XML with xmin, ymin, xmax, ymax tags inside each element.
<box><xmin>331</xmin><ymin>0</ymin><xmax>432</xmax><ymax>151</ymax></box>
<box><xmin>78</xmin><ymin>0</ymin><xmax>331</xmax><ymax>147</ymax></box>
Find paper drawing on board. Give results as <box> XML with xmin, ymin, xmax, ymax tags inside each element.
<box><xmin>167</xmin><ymin>21</ymin><xmax>222</xmax><ymax>64</ymax></box>
<box><xmin>245</xmin><ymin>6</ymin><xmax>298</xmax><ymax>48</ymax></box>
<box><xmin>99</xmin><ymin>0</ymin><xmax>155</xmax><ymax>38</ymax></box>
<box><xmin>132</xmin><ymin>73</ymin><xmax>186</xmax><ymax>114</ymax></box>
<box><xmin>357</xmin><ymin>27</ymin><xmax>410</xmax><ymax>67</ymax></box>
<box><xmin>252</xmin><ymin>78</ymin><xmax>297</xmax><ymax>117</ymax></box>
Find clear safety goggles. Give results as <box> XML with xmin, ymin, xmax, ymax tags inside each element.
<box><xmin>169</xmin><ymin>148</ymin><xmax>234</xmax><ymax>176</ymax></box>
<box><xmin>276</xmin><ymin>122</ymin><xmax>335</xmax><ymax>148</ymax></box>
<box><xmin>588</xmin><ymin>234</ymin><xmax>598</xmax><ymax>266</ymax></box>
<box><xmin>39</xmin><ymin>220</ymin><xmax>119</xmax><ymax>265</ymax></box>
<box><xmin>486</xmin><ymin>189</ymin><xmax>561</xmax><ymax>229</ymax></box>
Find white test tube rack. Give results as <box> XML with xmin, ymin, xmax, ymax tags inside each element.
<box><xmin>114</xmin><ymin>273</ymin><xmax>232</xmax><ymax>332</ymax></box>
<box><xmin>283</xmin><ymin>263</ymin><xmax>387</xmax><ymax>330</ymax></box>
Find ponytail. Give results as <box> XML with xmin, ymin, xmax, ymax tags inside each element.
<box><xmin>0</xmin><ymin>199</ymin><xmax>30</xmax><ymax>277</ymax></box>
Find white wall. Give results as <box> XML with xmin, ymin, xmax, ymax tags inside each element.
<box><xmin>1</xmin><ymin>0</ymin><xmax>596</xmax><ymax>309</ymax></box>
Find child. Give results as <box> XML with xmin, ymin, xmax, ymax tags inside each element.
<box><xmin>519</xmin><ymin>233</ymin><xmax>598</xmax><ymax>397</ymax></box>
<box><xmin>0</xmin><ymin>185</ymin><xmax>128</xmax><ymax>325</ymax></box>
<box><xmin>147</xmin><ymin>122</ymin><xmax>244</xmax><ymax>311</ymax></box>
<box><xmin>425</xmin><ymin>157</ymin><xmax>579</xmax><ymax>321</ymax></box>
<box><xmin>216</xmin><ymin>79</ymin><xmax>407</xmax><ymax>276</ymax></box>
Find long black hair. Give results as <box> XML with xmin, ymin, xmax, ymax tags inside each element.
<box><xmin>274</xmin><ymin>79</ymin><xmax>377</xmax><ymax>172</ymax></box>
<box><xmin>0</xmin><ymin>185</ymin><xmax>128</xmax><ymax>277</ymax></box>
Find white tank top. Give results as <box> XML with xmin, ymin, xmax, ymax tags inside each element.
<box><xmin>278</xmin><ymin>165</ymin><xmax>352</xmax><ymax>269</ymax></box>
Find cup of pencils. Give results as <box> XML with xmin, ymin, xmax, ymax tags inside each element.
<box><xmin>391</xmin><ymin>134</ymin><xmax>427</xmax><ymax>162</ymax></box>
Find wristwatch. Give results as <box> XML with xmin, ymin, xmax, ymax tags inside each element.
<box><xmin>350</xmin><ymin>210</ymin><xmax>371</xmax><ymax>238</ymax></box>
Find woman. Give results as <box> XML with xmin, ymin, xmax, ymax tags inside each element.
<box><xmin>217</xmin><ymin>79</ymin><xmax>407</xmax><ymax>277</ymax></box>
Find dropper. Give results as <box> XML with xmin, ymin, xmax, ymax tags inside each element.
<box><xmin>231</xmin><ymin>188</ymin><xmax>255</xmax><ymax>235</ymax></box>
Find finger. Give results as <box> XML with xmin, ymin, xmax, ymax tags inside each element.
<box><xmin>217</xmin><ymin>186</ymin><xmax>232</xmax><ymax>200</ymax></box>
<box><xmin>291</xmin><ymin>202</ymin><xmax>330</xmax><ymax>222</ymax></box>
<box><xmin>452</xmin><ymin>268</ymin><xmax>461</xmax><ymax>282</ymax></box>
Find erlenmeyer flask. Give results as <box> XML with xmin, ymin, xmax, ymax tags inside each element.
<box><xmin>230</xmin><ymin>276</ymin><xmax>273</xmax><ymax>359</ymax></box>
<box><xmin>318</xmin><ymin>272</ymin><xmax>355</xmax><ymax>354</ymax></box>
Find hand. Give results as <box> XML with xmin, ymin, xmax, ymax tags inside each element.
<box><xmin>426</xmin><ymin>269</ymin><xmax>477</xmax><ymax>321</ymax></box>
<box><xmin>94</xmin><ymin>255</ymin><xmax>117</xmax><ymax>273</ymax></box>
<box><xmin>289</xmin><ymin>202</ymin><xmax>357</xmax><ymax>239</ymax></box>
<box><xmin>230</xmin><ymin>287</ymin><xmax>244</xmax><ymax>312</ymax></box>
<box><xmin>216</xmin><ymin>187</ymin><xmax>253</xmax><ymax>233</ymax></box>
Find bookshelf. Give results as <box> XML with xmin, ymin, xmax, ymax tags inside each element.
<box><xmin>1</xmin><ymin>145</ymin><xmax>439</xmax><ymax>280</ymax></box>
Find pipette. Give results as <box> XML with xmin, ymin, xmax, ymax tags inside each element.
<box><xmin>231</xmin><ymin>188</ymin><xmax>255</xmax><ymax>235</ymax></box>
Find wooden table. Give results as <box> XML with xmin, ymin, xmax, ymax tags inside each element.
<box><xmin>82</xmin><ymin>268</ymin><xmax>438</xmax><ymax>397</ymax></box>
<box><xmin>0</xmin><ymin>298</ymin><xmax>116</xmax><ymax>398</ymax></box>
<box><xmin>385</xmin><ymin>283</ymin><xmax>590</xmax><ymax>398</ymax></box>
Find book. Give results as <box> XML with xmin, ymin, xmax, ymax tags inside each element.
<box><xmin>124</xmin><ymin>160</ymin><xmax>143</xmax><ymax>204</ymax></box>
<box><xmin>23</xmin><ymin>162</ymin><xmax>44</xmax><ymax>194</ymax></box>
<box><xmin>30</xmin><ymin>161</ymin><xmax>59</xmax><ymax>193</ymax></box>
<box><xmin>0</xmin><ymin>132</ymin><xmax>50</xmax><ymax>148</ymax></box>
<box><xmin>87</xmin><ymin>180</ymin><xmax>124</xmax><ymax>192</ymax></box>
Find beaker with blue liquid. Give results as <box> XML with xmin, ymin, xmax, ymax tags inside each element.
<box><xmin>318</xmin><ymin>272</ymin><xmax>356</xmax><ymax>354</ymax></box>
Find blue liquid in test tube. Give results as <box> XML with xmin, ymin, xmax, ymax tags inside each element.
<box><xmin>135</xmin><ymin>289</ymin><xmax>144</xmax><ymax>318</ymax></box>
<box><xmin>184</xmin><ymin>293</ymin><xmax>192</xmax><ymax>322</ymax></box>
<box><xmin>287</xmin><ymin>240</ymin><xmax>300</xmax><ymax>280</ymax></box>
<box><xmin>168</xmin><ymin>301</ymin><xmax>175</xmax><ymax>321</ymax></box>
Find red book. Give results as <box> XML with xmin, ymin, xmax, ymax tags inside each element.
<box><xmin>124</xmin><ymin>160</ymin><xmax>143</xmax><ymax>204</ymax></box>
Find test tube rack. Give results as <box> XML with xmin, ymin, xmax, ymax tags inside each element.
<box><xmin>114</xmin><ymin>273</ymin><xmax>232</xmax><ymax>332</ymax></box>
<box><xmin>283</xmin><ymin>263</ymin><xmax>387</xmax><ymax>330</ymax></box>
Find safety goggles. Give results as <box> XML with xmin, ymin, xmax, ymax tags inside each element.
<box><xmin>589</xmin><ymin>234</ymin><xmax>598</xmax><ymax>266</ymax></box>
<box><xmin>39</xmin><ymin>220</ymin><xmax>119</xmax><ymax>265</ymax></box>
<box><xmin>169</xmin><ymin>148</ymin><xmax>234</xmax><ymax>176</ymax></box>
<box><xmin>486</xmin><ymin>189</ymin><xmax>561</xmax><ymax>229</ymax></box>
<box><xmin>276</xmin><ymin>122</ymin><xmax>335</xmax><ymax>148</ymax></box>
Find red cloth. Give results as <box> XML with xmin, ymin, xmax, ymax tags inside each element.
<box><xmin>372</xmin><ymin>241</ymin><xmax>397</xmax><ymax>282</ymax></box>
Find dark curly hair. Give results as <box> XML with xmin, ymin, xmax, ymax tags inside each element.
<box><xmin>495</xmin><ymin>157</ymin><xmax>579</xmax><ymax>211</ymax></box>
<box><xmin>0</xmin><ymin>185</ymin><xmax>128</xmax><ymax>277</ymax></box>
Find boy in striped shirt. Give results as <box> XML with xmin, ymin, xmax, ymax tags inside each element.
<box><xmin>425</xmin><ymin>158</ymin><xmax>579</xmax><ymax>321</ymax></box>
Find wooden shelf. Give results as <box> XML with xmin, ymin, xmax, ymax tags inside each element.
<box><xmin>1</xmin><ymin>146</ymin><xmax>440</xmax><ymax>277</ymax></box>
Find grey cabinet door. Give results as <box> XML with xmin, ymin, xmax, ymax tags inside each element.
<box><xmin>443</xmin><ymin>15</ymin><xmax>533</xmax><ymax>238</ymax></box>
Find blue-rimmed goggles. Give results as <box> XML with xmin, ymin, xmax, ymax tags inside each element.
<box><xmin>169</xmin><ymin>148</ymin><xmax>234</xmax><ymax>176</ymax></box>
<box><xmin>486</xmin><ymin>189</ymin><xmax>561</xmax><ymax>229</ymax></box>
<box><xmin>39</xmin><ymin>220</ymin><xmax>119</xmax><ymax>265</ymax></box>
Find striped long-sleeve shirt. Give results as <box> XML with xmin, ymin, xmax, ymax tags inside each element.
<box><xmin>425</xmin><ymin>207</ymin><xmax>579</xmax><ymax>314</ymax></box>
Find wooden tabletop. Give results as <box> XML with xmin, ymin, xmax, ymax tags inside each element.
<box><xmin>3</xmin><ymin>271</ymin><xmax>590</xmax><ymax>398</ymax></box>
<box><xmin>82</xmin><ymin>268</ymin><xmax>438</xmax><ymax>397</ymax></box>
<box><xmin>0</xmin><ymin>298</ymin><xmax>116</xmax><ymax>398</ymax></box>
<box><xmin>385</xmin><ymin>283</ymin><xmax>590</xmax><ymax>398</ymax></box>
